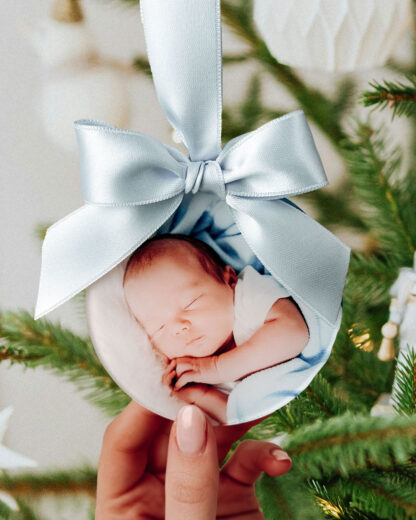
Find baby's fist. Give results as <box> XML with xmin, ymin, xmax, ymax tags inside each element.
<box><xmin>161</xmin><ymin>359</ymin><xmax>177</xmax><ymax>388</ymax></box>
<box><xmin>174</xmin><ymin>355</ymin><xmax>222</xmax><ymax>389</ymax></box>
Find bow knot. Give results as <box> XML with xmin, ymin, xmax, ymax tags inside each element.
<box><xmin>185</xmin><ymin>159</ymin><xmax>226</xmax><ymax>200</ymax></box>
<box><xmin>34</xmin><ymin>110</ymin><xmax>351</xmax><ymax>326</ymax></box>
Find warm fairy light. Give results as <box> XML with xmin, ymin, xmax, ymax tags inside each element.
<box><xmin>316</xmin><ymin>497</ymin><xmax>342</xmax><ymax>518</ymax></box>
<box><xmin>348</xmin><ymin>324</ymin><xmax>374</xmax><ymax>351</ymax></box>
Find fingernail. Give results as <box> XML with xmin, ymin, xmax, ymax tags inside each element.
<box><xmin>271</xmin><ymin>448</ymin><xmax>292</xmax><ymax>463</ymax></box>
<box><xmin>176</xmin><ymin>405</ymin><xmax>207</xmax><ymax>455</ymax></box>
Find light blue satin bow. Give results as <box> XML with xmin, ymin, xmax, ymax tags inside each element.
<box><xmin>34</xmin><ymin>0</ymin><xmax>350</xmax><ymax>326</ymax></box>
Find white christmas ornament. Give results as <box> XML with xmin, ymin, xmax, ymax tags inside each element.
<box><xmin>385</xmin><ymin>255</ymin><xmax>416</xmax><ymax>398</ymax></box>
<box><xmin>20</xmin><ymin>0</ymin><xmax>133</xmax><ymax>153</ymax></box>
<box><xmin>371</xmin><ymin>252</ymin><xmax>416</xmax><ymax>416</ymax></box>
<box><xmin>253</xmin><ymin>0</ymin><xmax>414</xmax><ymax>72</ymax></box>
<box><xmin>0</xmin><ymin>406</ymin><xmax>37</xmax><ymax>511</ymax></box>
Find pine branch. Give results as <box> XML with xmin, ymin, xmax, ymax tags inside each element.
<box><xmin>325</xmin><ymin>466</ymin><xmax>416</xmax><ymax>520</ymax></box>
<box><xmin>321</xmin><ymin>296</ymin><xmax>394</xmax><ymax>409</ymax></box>
<box><xmin>256</xmin><ymin>374</ymin><xmax>354</xmax><ymax>440</ymax></box>
<box><xmin>239</xmin><ymin>373</ymin><xmax>356</xmax><ymax>445</ymax></box>
<box><xmin>256</xmin><ymin>470</ymin><xmax>326</xmax><ymax>520</ymax></box>
<box><xmin>339</xmin><ymin>120</ymin><xmax>416</xmax><ymax>259</ymax></box>
<box><xmin>360</xmin><ymin>75</ymin><xmax>416</xmax><ymax>120</ymax></box>
<box><xmin>284</xmin><ymin>412</ymin><xmax>416</xmax><ymax>480</ymax></box>
<box><xmin>391</xmin><ymin>345</ymin><xmax>416</xmax><ymax>416</ymax></box>
<box><xmin>0</xmin><ymin>466</ymin><xmax>96</xmax><ymax>498</ymax></box>
<box><xmin>0</xmin><ymin>310</ymin><xmax>130</xmax><ymax>417</ymax></box>
<box><xmin>309</xmin><ymin>479</ymin><xmax>384</xmax><ymax>519</ymax></box>
<box><xmin>346</xmin><ymin>251</ymin><xmax>401</xmax><ymax>307</ymax></box>
<box><xmin>237</xmin><ymin>73</ymin><xmax>264</xmax><ymax>129</ymax></box>
<box><xmin>332</xmin><ymin>76</ymin><xmax>359</xmax><ymax>121</ymax></box>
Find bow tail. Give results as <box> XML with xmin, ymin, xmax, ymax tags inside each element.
<box><xmin>34</xmin><ymin>196</ymin><xmax>183</xmax><ymax>320</ymax></box>
<box><xmin>226</xmin><ymin>195</ymin><xmax>351</xmax><ymax>326</ymax></box>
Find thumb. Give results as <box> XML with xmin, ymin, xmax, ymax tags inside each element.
<box><xmin>165</xmin><ymin>405</ymin><xmax>219</xmax><ymax>520</ymax></box>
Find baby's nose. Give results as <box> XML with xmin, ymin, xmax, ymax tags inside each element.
<box><xmin>175</xmin><ymin>321</ymin><xmax>190</xmax><ymax>335</ymax></box>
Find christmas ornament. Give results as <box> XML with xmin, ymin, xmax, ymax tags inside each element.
<box><xmin>21</xmin><ymin>0</ymin><xmax>132</xmax><ymax>153</ymax></box>
<box><xmin>253</xmin><ymin>0</ymin><xmax>414</xmax><ymax>72</ymax></box>
<box><xmin>0</xmin><ymin>406</ymin><xmax>37</xmax><ymax>511</ymax></box>
<box><xmin>372</xmin><ymin>252</ymin><xmax>416</xmax><ymax>416</ymax></box>
<box><xmin>35</xmin><ymin>0</ymin><xmax>350</xmax><ymax>425</ymax></box>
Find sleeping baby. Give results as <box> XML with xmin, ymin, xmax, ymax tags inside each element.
<box><xmin>123</xmin><ymin>233</ymin><xmax>310</xmax><ymax>424</ymax></box>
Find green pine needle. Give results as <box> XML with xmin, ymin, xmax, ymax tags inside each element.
<box><xmin>391</xmin><ymin>345</ymin><xmax>416</xmax><ymax>416</ymax></box>
<box><xmin>339</xmin><ymin>119</ymin><xmax>416</xmax><ymax>258</ymax></box>
<box><xmin>256</xmin><ymin>470</ymin><xmax>325</xmax><ymax>520</ymax></box>
<box><xmin>0</xmin><ymin>466</ymin><xmax>97</xmax><ymax>499</ymax></box>
<box><xmin>284</xmin><ymin>412</ymin><xmax>416</xmax><ymax>480</ymax></box>
<box><xmin>360</xmin><ymin>75</ymin><xmax>416</xmax><ymax>120</ymax></box>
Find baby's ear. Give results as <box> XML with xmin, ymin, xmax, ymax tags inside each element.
<box><xmin>223</xmin><ymin>265</ymin><xmax>238</xmax><ymax>287</ymax></box>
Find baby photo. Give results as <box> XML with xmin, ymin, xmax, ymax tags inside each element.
<box><xmin>122</xmin><ymin>232</ymin><xmax>310</xmax><ymax>425</ymax></box>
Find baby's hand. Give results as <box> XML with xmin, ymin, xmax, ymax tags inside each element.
<box><xmin>161</xmin><ymin>359</ymin><xmax>177</xmax><ymax>388</ymax></box>
<box><xmin>170</xmin><ymin>383</ymin><xmax>228</xmax><ymax>425</ymax></box>
<box><xmin>173</xmin><ymin>355</ymin><xmax>223</xmax><ymax>390</ymax></box>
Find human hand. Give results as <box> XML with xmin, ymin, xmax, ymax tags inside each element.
<box><xmin>95</xmin><ymin>401</ymin><xmax>292</xmax><ymax>519</ymax></box>
<box><xmin>174</xmin><ymin>355</ymin><xmax>223</xmax><ymax>389</ymax></box>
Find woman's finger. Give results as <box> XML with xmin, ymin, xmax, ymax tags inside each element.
<box><xmin>220</xmin><ymin>439</ymin><xmax>292</xmax><ymax>485</ymax></box>
<box><xmin>96</xmin><ymin>400</ymin><xmax>165</xmax><ymax>502</ymax></box>
<box><xmin>165</xmin><ymin>405</ymin><xmax>219</xmax><ymax>520</ymax></box>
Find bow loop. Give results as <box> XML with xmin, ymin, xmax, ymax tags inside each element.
<box><xmin>76</xmin><ymin>119</ymin><xmax>186</xmax><ymax>206</ymax></box>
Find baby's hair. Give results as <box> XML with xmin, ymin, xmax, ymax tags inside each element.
<box><xmin>123</xmin><ymin>233</ymin><xmax>229</xmax><ymax>287</ymax></box>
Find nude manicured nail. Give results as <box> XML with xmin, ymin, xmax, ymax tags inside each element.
<box><xmin>176</xmin><ymin>405</ymin><xmax>207</xmax><ymax>455</ymax></box>
<box><xmin>271</xmin><ymin>448</ymin><xmax>292</xmax><ymax>463</ymax></box>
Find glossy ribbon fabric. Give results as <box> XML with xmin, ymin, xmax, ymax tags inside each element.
<box><xmin>34</xmin><ymin>0</ymin><xmax>351</xmax><ymax>326</ymax></box>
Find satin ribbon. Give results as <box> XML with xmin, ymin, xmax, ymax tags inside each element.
<box><xmin>34</xmin><ymin>0</ymin><xmax>350</xmax><ymax>326</ymax></box>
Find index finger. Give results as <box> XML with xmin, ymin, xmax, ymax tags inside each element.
<box><xmin>96</xmin><ymin>400</ymin><xmax>167</xmax><ymax>500</ymax></box>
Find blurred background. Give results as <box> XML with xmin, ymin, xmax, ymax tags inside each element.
<box><xmin>1</xmin><ymin>0</ymin><xmax>415</xmax><ymax>517</ymax></box>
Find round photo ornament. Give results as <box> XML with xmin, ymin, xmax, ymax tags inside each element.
<box><xmin>34</xmin><ymin>0</ymin><xmax>351</xmax><ymax>426</ymax></box>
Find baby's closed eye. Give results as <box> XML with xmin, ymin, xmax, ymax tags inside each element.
<box><xmin>185</xmin><ymin>294</ymin><xmax>204</xmax><ymax>309</ymax></box>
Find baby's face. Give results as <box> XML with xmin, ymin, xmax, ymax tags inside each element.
<box><xmin>124</xmin><ymin>249</ymin><xmax>236</xmax><ymax>360</ymax></box>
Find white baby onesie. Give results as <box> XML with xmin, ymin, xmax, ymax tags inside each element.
<box><xmin>215</xmin><ymin>265</ymin><xmax>290</xmax><ymax>395</ymax></box>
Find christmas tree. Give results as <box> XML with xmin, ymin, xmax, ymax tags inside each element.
<box><xmin>1</xmin><ymin>0</ymin><xmax>416</xmax><ymax>518</ymax></box>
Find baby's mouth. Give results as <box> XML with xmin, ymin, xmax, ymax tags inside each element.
<box><xmin>187</xmin><ymin>335</ymin><xmax>203</xmax><ymax>346</ymax></box>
